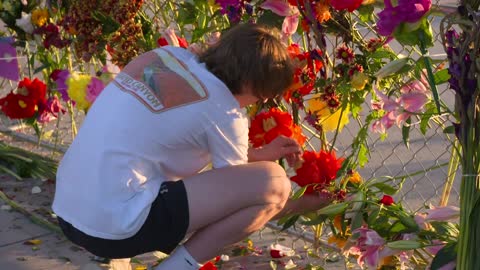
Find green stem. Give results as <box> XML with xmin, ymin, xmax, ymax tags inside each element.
<box><xmin>440</xmin><ymin>140</ymin><xmax>460</xmax><ymax>206</ymax></box>
<box><xmin>419</xmin><ymin>32</ymin><xmax>441</xmax><ymax>115</ymax></box>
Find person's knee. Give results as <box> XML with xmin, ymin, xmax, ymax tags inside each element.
<box><xmin>254</xmin><ymin>161</ymin><xmax>291</xmax><ymax>205</ymax></box>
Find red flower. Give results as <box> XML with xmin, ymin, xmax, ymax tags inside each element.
<box><xmin>17</xmin><ymin>77</ymin><xmax>47</xmax><ymax>104</ymax></box>
<box><xmin>157</xmin><ymin>37</ymin><xmax>169</xmax><ymax>47</ymax></box>
<box><xmin>270</xmin><ymin>249</ymin><xmax>284</xmax><ymax>258</ymax></box>
<box><xmin>380</xmin><ymin>195</ymin><xmax>394</xmax><ymax>206</ymax></box>
<box><xmin>0</xmin><ymin>92</ymin><xmax>37</xmax><ymax>119</ymax></box>
<box><xmin>249</xmin><ymin>108</ymin><xmax>306</xmax><ymax>147</ymax></box>
<box><xmin>199</xmin><ymin>261</ymin><xmax>218</xmax><ymax>270</ymax></box>
<box><xmin>291</xmin><ymin>150</ymin><xmax>344</xmax><ymax>194</ymax></box>
<box><xmin>330</xmin><ymin>0</ymin><xmax>363</xmax><ymax>12</ymax></box>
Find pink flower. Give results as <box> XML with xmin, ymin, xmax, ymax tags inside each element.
<box><xmin>37</xmin><ymin>96</ymin><xmax>65</xmax><ymax>123</ymax></box>
<box><xmin>85</xmin><ymin>77</ymin><xmax>105</xmax><ymax>103</ymax></box>
<box><xmin>261</xmin><ymin>0</ymin><xmax>299</xmax><ymax>37</ymax></box>
<box><xmin>426</xmin><ymin>240</ymin><xmax>446</xmax><ymax>255</ymax></box>
<box><xmin>425</xmin><ymin>206</ymin><xmax>460</xmax><ymax>221</ymax></box>
<box><xmin>371</xmin><ymin>81</ymin><xmax>430</xmax><ymax>133</ymax></box>
<box><xmin>351</xmin><ymin>228</ymin><xmax>388</xmax><ymax>268</ymax></box>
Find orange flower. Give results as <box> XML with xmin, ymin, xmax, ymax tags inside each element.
<box><xmin>249</xmin><ymin>108</ymin><xmax>306</xmax><ymax>147</ymax></box>
<box><xmin>315</xmin><ymin>1</ymin><xmax>331</xmax><ymax>23</ymax></box>
<box><xmin>328</xmin><ymin>235</ymin><xmax>347</xmax><ymax>249</ymax></box>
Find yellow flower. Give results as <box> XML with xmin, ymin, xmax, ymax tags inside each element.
<box><xmin>67</xmin><ymin>73</ymin><xmax>92</xmax><ymax>111</ymax></box>
<box><xmin>362</xmin><ymin>0</ymin><xmax>376</xmax><ymax>5</ymax></box>
<box><xmin>351</xmin><ymin>72</ymin><xmax>369</xmax><ymax>90</ymax></box>
<box><xmin>307</xmin><ymin>95</ymin><xmax>350</xmax><ymax>132</ymax></box>
<box><xmin>31</xmin><ymin>8</ymin><xmax>49</xmax><ymax>27</ymax></box>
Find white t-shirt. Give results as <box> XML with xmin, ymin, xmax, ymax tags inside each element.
<box><xmin>52</xmin><ymin>46</ymin><xmax>249</xmax><ymax>240</ymax></box>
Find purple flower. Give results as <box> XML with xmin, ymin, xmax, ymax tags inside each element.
<box><xmin>377</xmin><ymin>0</ymin><xmax>432</xmax><ymax>36</ymax></box>
<box><xmin>37</xmin><ymin>96</ymin><xmax>65</xmax><ymax>123</ymax></box>
<box><xmin>50</xmin><ymin>69</ymin><xmax>71</xmax><ymax>102</ymax></box>
<box><xmin>0</xmin><ymin>37</ymin><xmax>20</xmax><ymax>81</ymax></box>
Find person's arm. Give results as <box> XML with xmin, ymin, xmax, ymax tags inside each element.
<box><xmin>247</xmin><ymin>135</ymin><xmax>302</xmax><ymax>166</ymax></box>
<box><xmin>271</xmin><ymin>192</ymin><xmax>333</xmax><ymax>221</ymax></box>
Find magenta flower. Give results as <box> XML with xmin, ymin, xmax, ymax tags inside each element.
<box><xmin>86</xmin><ymin>77</ymin><xmax>105</xmax><ymax>103</ymax></box>
<box><xmin>377</xmin><ymin>0</ymin><xmax>432</xmax><ymax>36</ymax></box>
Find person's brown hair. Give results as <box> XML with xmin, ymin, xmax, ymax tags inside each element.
<box><xmin>198</xmin><ymin>23</ymin><xmax>295</xmax><ymax>99</ymax></box>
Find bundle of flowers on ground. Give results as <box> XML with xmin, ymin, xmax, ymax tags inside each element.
<box><xmin>0</xmin><ymin>0</ymin><xmax>470</xmax><ymax>269</ymax></box>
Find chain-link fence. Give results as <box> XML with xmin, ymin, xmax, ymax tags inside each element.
<box><xmin>0</xmin><ymin>1</ymin><xmax>460</xmax><ymax>267</ymax></box>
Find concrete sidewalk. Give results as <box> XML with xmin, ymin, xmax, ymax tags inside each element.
<box><xmin>0</xmin><ymin>209</ymin><xmax>108</xmax><ymax>270</ymax></box>
<box><xmin>0</xmin><ymin>174</ymin><xmax>347</xmax><ymax>270</ymax></box>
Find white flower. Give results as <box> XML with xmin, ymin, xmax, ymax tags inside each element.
<box><xmin>16</xmin><ymin>12</ymin><xmax>34</xmax><ymax>34</ymax></box>
<box><xmin>220</xmin><ymin>254</ymin><xmax>229</xmax><ymax>261</ymax></box>
<box><xmin>21</xmin><ymin>0</ymin><xmax>27</xmax><ymax>5</ymax></box>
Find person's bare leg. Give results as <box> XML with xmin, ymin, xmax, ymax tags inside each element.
<box><xmin>181</xmin><ymin>161</ymin><xmax>291</xmax><ymax>263</ymax></box>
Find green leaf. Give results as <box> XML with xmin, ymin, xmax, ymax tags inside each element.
<box><xmin>402</xmin><ymin>118</ymin><xmax>411</xmax><ymax>148</ymax></box>
<box><xmin>317</xmin><ymin>202</ymin><xmax>348</xmax><ymax>216</ymax></box>
<box><xmin>387</xmin><ymin>240</ymin><xmax>422</xmax><ymax>250</ymax></box>
<box><xmin>291</xmin><ymin>186</ymin><xmax>308</xmax><ymax>200</ymax></box>
<box><xmin>433</xmin><ymin>69</ymin><xmax>451</xmax><ymax>85</ymax></box>
<box><xmin>372</xmin><ymin>182</ymin><xmax>398</xmax><ymax>195</ymax></box>
<box><xmin>358</xmin><ymin>144</ymin><xmax>368</xmax><ymax>167</ymax></box>
<box><xmin>280</xmin><ymin>215</ymin><xmax>299</xmax><ymax>231</ymax></box>
<box><xmin>443</xmin><ymin>125</ymin><xmax>455</xmax><ymax>134</ymax></box>
<box><xmin>369</xmin><ymin>49</ymin><xmax>397</xmax><ymax>60</ymax></box>
<box><xmin>397</xmin><ymin>213</ymin><xmax>420</xmax><ymax>232</ymax></box>
<box><xmin>430</xmin><ymin>242</ymin><xmax>456</xmax><ymax>270</ymax></box>
<box><xmin>357</xmin><ymin>4</ymin><xmax>374</xmax><ymax>22</ymax></box>
<box><xmin>257</xmin><ymin>10</ymin><xmax>284</xmax><ymax>29</ymax></box>
<box><xmin>301</xmin><ymin>215</ymin><xmax>326</xmax><ymax>226</ymax></box>
<box><xmin>92</xmin><ymin>11</ymin><xmax>121</xmax><ymax>36</ymax></box>
<box><xmin>367</xmin><ymin>206</ymin><xmax>381</xmax><ymax>226</ymax></box>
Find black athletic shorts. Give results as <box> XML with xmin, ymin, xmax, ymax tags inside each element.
<box><xmin>57</xmin><ymin>180</ymin><xmax>189</xmax><ymax>259</ymax></box>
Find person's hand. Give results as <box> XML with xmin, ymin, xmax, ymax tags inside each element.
<box><xmin>248</xmin><ymin>135</ymin><xmax>303</xmax><ymax>167</ymax></box>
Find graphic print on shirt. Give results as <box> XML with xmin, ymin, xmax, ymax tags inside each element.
<box><xmin>113</xmin><ymin>48</ymin><xmax>208</xmax><ymax>113</ymax></box>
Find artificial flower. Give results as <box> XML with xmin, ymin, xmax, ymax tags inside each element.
<box><xmin>291</xmin><ymin>150</ymin><xmax>344</xmax><ymax>194</ymax></box>
<box><xmin>379</xmin><ymin>195</ymin><xmax>395</xmax><ymax>205</ymax></box>
<box><xmin>249</xmin><ymin>107</ymin><xmax>306</xmax><ymax>147</ymax></box>
<box><xmin>31</xmin><ymin>8</ymin><xmax>49</xmax><ymax>27</ymax></box>
<box><xmin>331</xmin><ymin>0</ymin><xmax>363</xmax><ymax>12</ymax></box>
